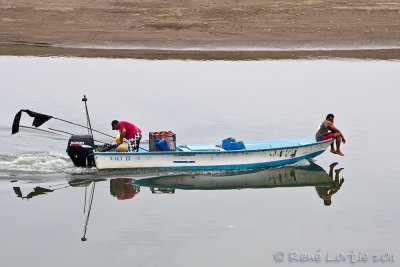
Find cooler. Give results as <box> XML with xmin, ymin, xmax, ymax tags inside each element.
<box><xmin>149</xmin><ymin>131</ymin><xmax>176</xmax><ymax>151</ymax></box>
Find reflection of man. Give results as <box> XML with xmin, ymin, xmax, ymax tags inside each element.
<box><xmin>110</xmin><ymin>178</ymin><xmax>140</xmax><ymax>200</ymax></box>
<box><xmin>315</xmin><ymin>162</ymin><xmax>344</xmax><ymax>206</ymax></box>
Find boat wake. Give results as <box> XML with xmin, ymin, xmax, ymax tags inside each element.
<box><xmin>0</xmin><ymin>152</ymin><xmax>97</xmax><ymax>178</ymax></box>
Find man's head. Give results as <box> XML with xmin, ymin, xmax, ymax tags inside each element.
<box><xmin>111</xmin><ymin>120</ymin><xmax>119</xmax><ymax>130</ymax></box>
<box><xmin>326</xmin><ymin>114</ymin><xmax>334</xmax><ymax>122</ymax></box>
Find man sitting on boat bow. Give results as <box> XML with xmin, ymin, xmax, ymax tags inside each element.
<box><xmin>315</xmin><ymin>114</ymin><xmax>346</xmax><ymax>156</ymax></box>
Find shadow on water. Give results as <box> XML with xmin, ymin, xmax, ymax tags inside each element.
<box><xmin>9</xmin><ymin>162</ymin><xmax>345</xmax><ymax>241</ymax></box>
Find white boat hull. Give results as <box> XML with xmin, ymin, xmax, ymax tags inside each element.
<box><xmin>94</xmin><ymin>138</ymin><xmax>333</xmax><ymax>171</ymax></box>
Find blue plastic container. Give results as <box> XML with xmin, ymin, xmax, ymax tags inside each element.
<box><xmin>155</xmin><ymin>138</ymin><xmax>170</xmax><ymax>151</ymax></box>
<box><xmin>222</xmin><ymin>138</ymin><xmax>236</xmax><ymax>150</ymax></box>
<box><xmin>228</xmin><ymin>141</ymin><xmax>246</xmax><ymax>150</ymax></box>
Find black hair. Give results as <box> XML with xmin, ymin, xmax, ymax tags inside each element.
<box><xmin>326</xmin><ymin>114</ymin><xmax>334</xmax><ymax>120</ymax></box>
<box><xmin>111</xmin><ymin>120</ymin><xmax>119</xmax><ymax>126</ymax></box>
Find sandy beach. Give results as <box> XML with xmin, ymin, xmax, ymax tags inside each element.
<box><xmin>1</xmin><ymin>0</ymin><xmax>400</xmax><ymax>59</ymax></box>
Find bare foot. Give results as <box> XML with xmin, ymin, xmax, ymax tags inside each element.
<box><xmin>330</xmin><ymin>162</ymin><xmax>339</xmax><ymax>168</ymax></box>
<box><xmin>330</xmin><ymin>149</ymin><xmax>338</xmax><ymax>154</ymax></box>
<box><xmin>336</xmin><ymin>151</ymin><xmax>345</xmax><ymax>156</ymax></box>
<box><xmin>335</xmin><ymin>168</ymin><xmax>344</xmax><ymax>174</ymax></box>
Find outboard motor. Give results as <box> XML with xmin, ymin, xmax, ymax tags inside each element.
<box><xmin>67</xmin><ymin>135</ymin><xmax>96</xmax><ymax>167</ymax></box>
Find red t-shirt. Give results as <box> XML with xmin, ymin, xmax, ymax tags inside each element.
<box><xmin>117</xmin><ymin>121</ymin><xmax>141</xmax><ymax>139</ymax></box>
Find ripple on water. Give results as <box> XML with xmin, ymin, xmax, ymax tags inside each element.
<box><xmin>0</xmin><ymin>152</ymin><xmax>97</xmax><ymax>178</ymax></box>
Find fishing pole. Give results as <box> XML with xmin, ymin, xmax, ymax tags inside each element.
<box><xmin>48</xmin><ymin>127</ymin><xmax>75</xmax><ymax>136</ymax></box>
<box><xmin>19</xmin><ymin>125</ymin><xmax>65</xmax><ymax>136</ymax></box>
<box><xmin>12</xmin><ymin>106</ymin><xmax>118</xmax><ymax>141</ymax></box>
<box><xmin>48</xmin><ymin>128</ymin><xmax>109</xmax><ymax>144</ymax></box>
<box><xmin>19</xmin><ymin>125</ymin><xmax>110</xmax><ymax>145</ymax></box>
<box><xmin>12</xmin><ymin>109</ymin><xmax>115</xmax><ymax>138</ymax></box>
<box><xmin>51</xmin><ymin>117</ymin><xmax>114</xmax><ymax>138</ymax></box>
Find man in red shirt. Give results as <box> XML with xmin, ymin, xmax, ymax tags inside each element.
<box><xmin>111</xmin><ymin>120</ymin><xmax>142</xmax><ymax>152</ymax></box>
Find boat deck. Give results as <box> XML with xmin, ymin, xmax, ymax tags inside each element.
<box><xmin>137</xmin><ymin>138</ymin><xmax>316</xmax><ymax>153</ymax></box>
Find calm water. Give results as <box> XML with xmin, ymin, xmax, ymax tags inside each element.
<box><xmin>0</xmin><ymin>56</ymin><xmax>399</xmax><ymax>267</ymax></box>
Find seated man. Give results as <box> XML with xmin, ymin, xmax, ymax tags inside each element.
<box><xmin>315</xmin><ymin>114</ymin><xmax>346</xmax><ymax>156</ymax></box>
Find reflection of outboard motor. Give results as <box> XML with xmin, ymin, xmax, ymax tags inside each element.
<box><xmin>67</xmin><ymin>135</ymin><xmax>96</xmax><ymax>167</ymax></box>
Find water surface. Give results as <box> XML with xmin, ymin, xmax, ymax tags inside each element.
<box><xmin>0</xmin><ymin>57</ymin><xmax>399</xmax><ymax>267</ymax></box>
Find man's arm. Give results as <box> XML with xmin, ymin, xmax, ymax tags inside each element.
<box><xmin>118</xmin><ymin>128</ymin><xmax>126</xmax><ymax>145</ymax></box>
<box><xmin>327</xmin><ymin>122</ymin><xmax>346</xmax><ymax>143</ymax></box>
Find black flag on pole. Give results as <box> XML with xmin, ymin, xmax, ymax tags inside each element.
<box><xmin>12</xmin><ymin>109</ymin><xmax>53</xmax><ymax>134</ymax></box>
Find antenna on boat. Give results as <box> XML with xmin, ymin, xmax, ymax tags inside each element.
<box><xmin>82</xmin><ymin>95</ymin><xmax>94</xmax><ymax>140</ymax></box>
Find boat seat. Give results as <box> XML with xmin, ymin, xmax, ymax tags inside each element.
<box><xmin>244</xmin><ymin>138</ymin><xmax>315</xmax><ymax>150</ymax></box>
<box><xmin>176</xmin><ymin>146</ymin><xmax>191</xmax><ymax>152</ymax></box>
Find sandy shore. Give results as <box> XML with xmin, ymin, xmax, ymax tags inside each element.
<box><xmin>1</xmin><ymin>0</ymin><xmax>400</xmax><ymax>60</ymax></box>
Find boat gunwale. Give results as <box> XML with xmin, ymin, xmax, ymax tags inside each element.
<box><xmin>94</xmin><ymin>138</ymin><xmax>333</xmax><ymax>156</ymax></box>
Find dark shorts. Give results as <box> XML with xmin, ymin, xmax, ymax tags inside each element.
<box><xmin>323</xmin><ymin>133</ymin><xmax>335</xmax><ymax>140</ymax></box>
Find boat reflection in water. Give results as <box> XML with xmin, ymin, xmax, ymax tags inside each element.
<box><xmin>134</xmin><ymin>162</ymin><xmax>345</xmax><ymax>206</ymax></box>
<box><xmin>11</xmin><ymin>163</ymin><xmax>344</xmax><ymax>206</ymax></box>
<box><xmin>9</xmin><ymin>163</ymin><xmax>344</xmax><ymax>241</ymax></box>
